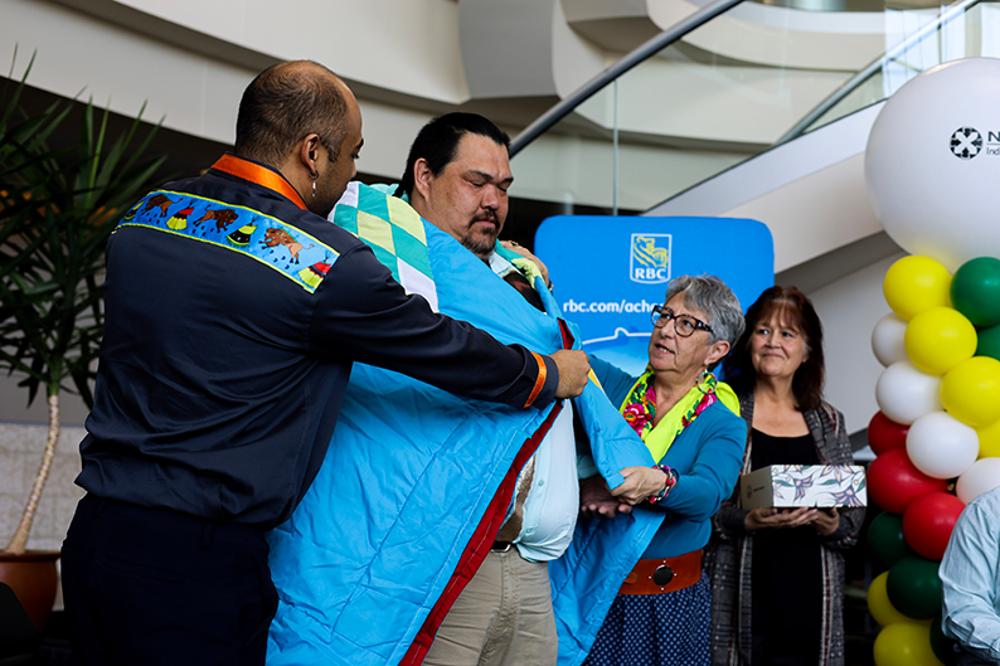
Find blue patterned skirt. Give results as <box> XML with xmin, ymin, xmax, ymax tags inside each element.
<box><xmin>584</xmin><ymin>573</ymin><xmax>711</xmax><ymax>666</ymax></box>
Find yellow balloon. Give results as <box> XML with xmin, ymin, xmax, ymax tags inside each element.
<box><xmin>868</xmin><ymin>572</ymin><xmax>913</xmax><ymax>626</ymax></box>
<box><xmin>942</xmin><ymin>356</ymin><xmax>1000</xmax><ymax>427</ymax></box>
<box><xmin>873</xmin><ymin>623</ymin><xmax>944</xmax><ymax>666</ymax></box>
<box><xmin>883</xmin><ymin>256</ymin><xmax>952</xmax><ymax>321</ymax></box>
<box><xmin>978</xmin><ymin>418</ymin><xmax>1000</xmax><ymax>458</ymax></box>
<box><xmin>905</xmin><ymin>307</ymin><xmax>977</xmax><ymax>375</ymax></box>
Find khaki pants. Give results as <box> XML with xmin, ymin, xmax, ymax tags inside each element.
<box><xmin>424</xmin><ymin>548</ymin><xmax>558</xmax><ymax>666</ymax></box>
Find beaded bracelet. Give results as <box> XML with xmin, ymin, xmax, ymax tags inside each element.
<box><xmin>646</xmin><ymin>464</ymin><xmax>679</xmax><ymax>505</ymax></box>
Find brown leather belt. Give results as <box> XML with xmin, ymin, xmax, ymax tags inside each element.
<box><xmin>618</xmin><ymin>550</ymin><xmax>702</xmax><ymax>596</ymax></box>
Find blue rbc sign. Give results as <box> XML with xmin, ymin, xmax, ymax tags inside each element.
<box><xmin>536</xmin><ymin>216</ymin><xmax>774</xmax><ymax>377</ymax></box>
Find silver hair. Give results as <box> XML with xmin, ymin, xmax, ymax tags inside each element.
<box><xmin>664</xmin><ymin>274</ymin><xmax>745</xmax><ymax>346</ymax></box>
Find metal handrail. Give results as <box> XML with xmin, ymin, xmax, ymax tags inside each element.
<box><xmin>777</xmin><ymin>0</ymin><xmax>982</xmax><ymax>143</ymax></box>
<box><xmin>508</xmin><ymin>0</ymin><xmax>746</xmax><ymax>156</ymax></box>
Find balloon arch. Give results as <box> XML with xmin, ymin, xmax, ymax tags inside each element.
<box><xmin>863</xmin><ymin>57</ymin><xmax>1000</xmax><ymax>665</ymax></box>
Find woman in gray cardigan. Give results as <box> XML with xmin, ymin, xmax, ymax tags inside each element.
<box><xmin>710</xmin><ymin>286</ymin><xmax>864</xmax><ymax>665</ymax></box>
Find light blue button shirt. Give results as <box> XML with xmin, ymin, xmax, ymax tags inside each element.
<box><xmin>489</xmin><ymin>251</ymin><xmax>580</xmax><ymax>563</ymax></box>
<box><xmin>515</xmin><ymin>401</ymin><xmax>579</xmax><ymax>562</ymax></box>
<box><xmin>941</xmin><ymin>485</ymin><xmax>1000</xmax><ymax>662</ymax></box>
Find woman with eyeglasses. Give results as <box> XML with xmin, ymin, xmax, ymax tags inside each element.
<box><xmin>582</xmin><ymin>275</ymin><xmax>748</xmax><ymax>666</ymax></box>
<box><xmin>710</xmin><ymin>286</ymin><xmax>864</xmax><ymax>666</ymax></box>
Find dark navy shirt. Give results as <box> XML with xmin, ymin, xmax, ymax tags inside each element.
<box><xmin>77</xmin><ymin>159</ymin><xmax>558</xmax><ymax>527</ymax></box>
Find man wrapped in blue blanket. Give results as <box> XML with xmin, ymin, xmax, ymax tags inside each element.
<box><xmin>267</xmin><ymin>114</ymin><xmax>671</xmax><ymax>665</ymax></box>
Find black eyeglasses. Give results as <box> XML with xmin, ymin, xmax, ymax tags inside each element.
<box><xmin>650</xmin><ymin>305</ymin><xmax>713</xmax><ymax>337</ymax></box>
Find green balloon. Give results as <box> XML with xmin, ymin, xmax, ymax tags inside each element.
<box><xmin>952</xmin><ymin>257</ymin><xmax>1000</xmax><ymax>327</ymax></box>
<box><xmin>868</xmin><ymin>512</ymin><xmax>909</xmax><ymax>570</ymax></box>
<box><xmin>930</xmin><ymin>613</ymin><xmax>962</xmax><ymax>666</ymax></box>
<box><xmin>887</xmin><ymin>556</ymin><xmax>942</xmax><ymax>619</ymax></box>
<box><xmin>978</xmin><ymin>323</ymin><xmax>1000</xmax><ymax>362</ymax></box>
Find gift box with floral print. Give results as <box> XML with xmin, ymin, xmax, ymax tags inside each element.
<box><xmin>740</xmin><ymin>464</ymin><xmax>867</xmax><ymax>510</ymax></box>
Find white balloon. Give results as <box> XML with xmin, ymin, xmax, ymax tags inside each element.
<box><xmin>865</xmin><ymin>58</ymin><xmax>1000</xmax><ymax>271</ymax></box>
<box><xmin>875</xmin><ymin>361</ymin><xmax>941</xmax><ymax>425</ymax></box>
<box><xmin>906</xmin><ymin>411</ymin><xmax>979</xmax><ymax>479</ymax></box>
<box><xmin>956</xmin><ymin>457</ymin><xmax>1000</xmax><ymax>503</ymax></box>
<box><xmin>871</xmin><ymin>313</ymin><xmax>908</xmax><ymax>367</ymax></box>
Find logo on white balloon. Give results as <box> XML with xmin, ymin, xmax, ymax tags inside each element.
<box><xmin>950</xmin><ymin>127</ymin><xmax>983</xmax><ymax>160</ymax></box>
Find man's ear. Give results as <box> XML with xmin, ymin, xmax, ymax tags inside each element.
<box><xmin>412</xmin><ymin>157</ymin><xmax>434</xmax><ymax>201</ymax></box>
<box><xmin>705</xmin><ymin>339</ymin><xmax>731</xmax><ymax>368</ymax></box>
<box><xmin>298</xmin><ymin>133</ymin><xmax>323</xmax><ymax>177</ymax></box>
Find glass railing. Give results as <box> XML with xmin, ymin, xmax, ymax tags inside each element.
<box><xmin>509</xmin><ymin>0</ymin><xmax>992</xmax><ymax>214</ymax></box>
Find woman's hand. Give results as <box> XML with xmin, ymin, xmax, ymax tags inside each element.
<box><xmin>611</xmin><ymin>466</ymin><xmax>667</xmax><ymax>505</ymax></box>
<box><xmin>811</xmin><ymin>508</ymin><xmax>840</xmax><ymax>536</ymax></box>
<box><xmin>744</xmin><ymin>507</ymin><xmax>819</xmax><ymax>531</ymax></box>
<box><xmin>580</xmin><ymin>475</ymin><xmax>632</xmax><ymax>517</ymax></box>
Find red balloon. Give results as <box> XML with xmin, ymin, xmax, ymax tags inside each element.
<box><xmin>868</xmin><ymin>411</ymin><xmax>909</xmax><ymax>455</ymax></box>
<box><xmin>903</xmin><ymin>492</ymin><xmax>966</xmax><ymax>560</ymax></box>
<box><xmin>868</xmin><ymin>449</ymin><xmax>948</xmax><ymax>513</ymax></box>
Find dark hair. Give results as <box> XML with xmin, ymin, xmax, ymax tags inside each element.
<box><xmin>235</xmin><ymin>60</ymin><xmax>347</xmax><ymax>166</ymax></box>
<box><xmin>396</xmin><ymin>112</ymin><xmax>510</xmax><ymax>198</ymax></box>
<box><xmin>723</xmin><ymin>285</ymin><xmax>825</xmax><ymax>411</ymax></box>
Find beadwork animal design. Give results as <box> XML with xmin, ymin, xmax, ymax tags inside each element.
<box><xmin>195</xmin><ymin>208</ymin><xmax>240</xmax><ymax>233</ymax></box>
<box><xmin>263</xmin><ymin>227</ymin><xmax>308</xmax><ymax>263</ymax></box>
<box><xmin>144</xmin><ymin>194</ymin><xmax>174</xmax><ymax>216</ymax></box>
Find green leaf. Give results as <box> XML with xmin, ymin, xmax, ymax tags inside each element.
<box><xmin>0</xmin><ymin>56</ymin><xmax>167</xmax><ymax>415</ymax></box>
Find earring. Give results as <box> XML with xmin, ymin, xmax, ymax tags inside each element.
<box><xmin>310</xmin><ymin>173</ymin><xmax>318</xmax><ymax>199</ymax></box>
<box><xmin>311</xmin><ymin>180</ymin><xmax>317</xmax><ymax>198</ymax></box>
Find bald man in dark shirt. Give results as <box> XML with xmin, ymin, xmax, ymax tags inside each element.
<box><xmin>60</xmin><ymin>61</ymin><xmax>590</xmax><ymax>666</ymax></box>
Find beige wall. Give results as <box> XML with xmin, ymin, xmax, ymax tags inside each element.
<box><xmin>0</xmin><ymin>424</ymin><xmax>85</xmax><ymax>552</ymax></box>
<box><xmin>107</xmin><ymin>0</ymin><xmax>470</xmax><ymax>102</ymax></box>
<box><xmin>809</xmin><ymin>254</ymin><xmax>901</xmax><ymax>434</ymax></box>
<box><xmin>2</xmin><ymin>0</ymin><xmax>464</xmax><ymax>179</ymax></box>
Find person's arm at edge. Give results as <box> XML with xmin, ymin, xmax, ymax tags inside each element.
<box><xmin>940</xmin><ymin>498</ymin><xmax>1000</xmax><ymax>661</ymax></box>
<box><xmin>308</xmin><ymin>245</ymin><xmax>579</xmax><ymax>408</ymax></box>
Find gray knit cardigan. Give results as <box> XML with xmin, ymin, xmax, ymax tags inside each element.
<box><xmin>708</xmin><ymin>394</ymin><xmax>865</xmax><ymax>666</ymax></box>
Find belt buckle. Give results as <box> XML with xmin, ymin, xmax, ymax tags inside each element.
<box><xmin>491</xmin><ymin>540</ymin><xmax>514</xmax><ymax>553</ymax></box>
<box><xmin>651</xmin><ymin>563</ymin><xmax>675</xmax><ymax>587</ymax></box>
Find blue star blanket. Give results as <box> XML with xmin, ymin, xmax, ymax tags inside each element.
<box><xmin>266</xmin><ymin>183</ymin><xmax>663</xmax><ymax>665</ymax></box>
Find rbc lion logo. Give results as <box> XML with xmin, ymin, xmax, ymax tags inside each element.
<box><xmin>629</xmin><ymin>233</ymin><xmax>671</xmax><ymax>284</ymax></box>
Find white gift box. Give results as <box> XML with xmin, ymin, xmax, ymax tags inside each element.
<box><xmin>739</xmin><ymin>464</ymin><xmax>867</xmax><ymax>510</ymax></box>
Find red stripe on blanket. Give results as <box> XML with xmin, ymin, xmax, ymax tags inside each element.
<box><xmin>558</xmin><ymin>318</ymin><xmax>575</xmax><ymax>350</ymax></box>
<box><xmin>401</xmin><ymin>401</ymin><xmax>564</xmax><ymax>665</ymax></box>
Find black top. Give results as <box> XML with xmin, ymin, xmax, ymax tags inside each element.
<box><xmin>77</xmin><ymin>160</ymin><xmax>559</xmax><ymax>527</ymax></box>
<box><xmin>750</xmin><ymin>427</ymin><xmax>823</xmax><ymax>664</ymax></box>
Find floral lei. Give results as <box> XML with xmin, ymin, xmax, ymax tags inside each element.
<box><xmin>622</xmin><ymin>370</ymin><xmax>719</xmax><ymax>441</ymax></box>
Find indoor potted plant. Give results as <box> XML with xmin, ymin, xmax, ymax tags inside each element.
<box><xmin>0</xmin><ymin>54</ymin><xmax>164</xmax><ymax>629</ymax></box>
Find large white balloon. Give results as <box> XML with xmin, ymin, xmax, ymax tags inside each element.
<box><xmin>871</xmin><ymin>313</ymin><xmax>908</xmax><ymax>367</ymax></box>
<box><xmin>865</xmin><ymin>58</ymin><xmax>1000</xmax><ymax>271</ymax></box>
<box><xmin>906</xmin><ymin>411</ymin><xmax>978</xmax><ymax>478</ymax></box>
<box><xmin>956</xmin><ymin>457</ymin><xmax>1000</xmax><ymax>503</ymax></box>
<box><xmin>875</xmin><ymin>361</ymin><xmax>941</xmax><ymax>425</ymax></box>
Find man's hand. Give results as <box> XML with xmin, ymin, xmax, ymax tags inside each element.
<box><xmin>501</xmin><ymin>240</ymin><xmax>551</xmax><ymax>288</ymax></box>
<box><xmin>552</xmin><ymin>349</ymin><xmax>590</xmax><ymax>398</ymax></box>
<box><xmin>610</xmin><ymin>466</ymin><xmax>667</xmax><ymax>505</ymax></box>
<box><xmin>580</xmin><ymin>475</ymin><xmax>632</xmax><ymax>517</ymax></box>
<box><xmin>744</xmin><ymin>507</ymin><xmax>819</xmax><ymax>531</ymax></box>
